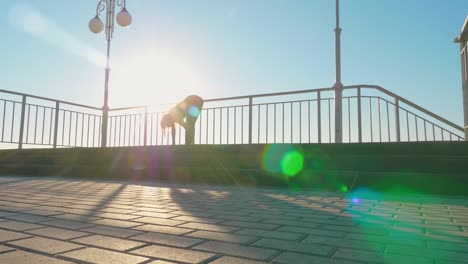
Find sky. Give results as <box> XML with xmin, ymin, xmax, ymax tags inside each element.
<box><xmin>1</xmin><ymin>0</ymin><xmax>467</xmax><ymax>125</ymax></box>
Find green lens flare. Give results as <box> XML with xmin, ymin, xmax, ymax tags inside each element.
<box><xmin>280</xmin><ymin>151</ymin><xmax>304</xmax><ymax>177</ymax></box>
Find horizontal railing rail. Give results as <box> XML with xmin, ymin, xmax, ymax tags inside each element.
<box><xmin>1</xmin><ymin>84</ymin><xmax>465</xmax><ymax>149</ymax></box>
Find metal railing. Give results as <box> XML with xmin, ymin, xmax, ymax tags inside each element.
<box><xmin>0</xmin><ymin>89</ymin><xmax>102</xmax><ymax>149</ymax></box>
<box><xmin>1</xmin><ymin>84</ymin><xmax>464</xmax><ymax>149</ymax></box>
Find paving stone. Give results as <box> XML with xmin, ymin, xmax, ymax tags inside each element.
<box><xmin>92</xmin><ymin>218</ymin><xmax>143</xmax><ymax>228</ymax></box>
<box><xmin>333</xmin><ymin>248</ymin><xmax>433</xmax><ymax>263</ymax></box>
<box><xmin>134</xmin><ymin>224</ymin><xmax>194</xmax><ymax>235</ymax></box>
<box><xmin>209</xmin><ymin>256</ymin><xmax>268</xmax><ymax>264</ymax></box>
<box><xmin>60</xmin><ymin>247</ymin><xmax>148</xmax><ymax>264</ymax></box>
<box><xmin>274</xmin><ymin>252</ymin><xmax>360</xmax><ymax>264</ymax></box>
<box><xmin>97</xmin><ymin>212</ymin><xmax>141</xmax><ymax>220</ymax></box>
<box><xmin>132</xmin><ymin>217</ymin><xmax>186</xmax><ymax>226</ymax></box>
<box><xmin>386</xmin><ymin>245</ymin><xmax>468</xmax><ymax>262</ymax></box>
<box><xmin>0</xmin><ymin>210</ymin><xmax>17</xmax><ymax>217</ymax></box>
<box><xmin>0</xmin><ymin>245</ymin><xmax>15</xmax><ymax>253</ymax></box>
<box><xmin>221</xmin><ymin>220</ymin><xmax>279</xmax><ymax>230</ymax></box>
<box><xmin>252</xmin><ymin>238</ymin><xmax>334</xmax><ymax>256</ymax></box>
<box><xmin>131</xmin><ymin>232</ymin><xmax>201</xmax><ymax>247</ymax></box>
<box><xmin>0</xmin><ymin>229</ymin><xmax>31</xmax><ymax>242</ymax></box>
<box><xmin>186</xmin><ymin>230</ymin><xmax>257</xmax><ymax>244</ymax></box>
<box><xmin>194</xmin><ymin>241</ymin><xmax>277</xmax><ymax>260</ymax></box>
<box><xmin>73</xmin><ymin>234</ymin><xmax>145</xmax><ymax>251</ymax></box>
<box><xmin>5</xmin><ymin>213</ymin><xmax>53</xmax><ymax>223</ymax></box>
<box><xmin>131</xmin><ymin>245</ymin><xmax>216</xmax><ymax>263</ymax></box>
<box><xmin>179</xmin><ymin>222</ymin><xmax>240</xmax><ymax>232</ymax></box>
<box><xmin>26</xmin><ymin>227</ymin><xmax>89</xmax><ymax>240</ymax></box>
<box><xmin>171</xmin><ymin>215</ymin><xmax>222</xmax><ymax>224</ymax></box>
<box><xmin>8</xmin><ymin>237</ymin><xmax>83</xmax><ymax>254</ymax></box>
<box><xmin>82</xmin><ymin>225</ymin><xmax>144</xmax><ymax>238</ymax></box>
<box><xmin>277</xmin><ymin>226</ymin><xmax>347</xmax><ymax>238</ymax></box>
<box><xmin>22</xmin><ymin>209</ymin><xmax>62</xmax><ymax>216</ymax></box>
<box><xmin>147</xmin><ymin>260</ymin><xmax>178</xmax><ymax>264</ymax></box>
<box><xmin>51</xmin><ymin>213</ymin><xmax>101</xmax><ymax>221</ymax></box>
<box><xmin>235</xmin><ymin>228</ymin><xmax>303</xmax><ymax>241</ymax></box>
<box><xmin>131</xmin><ymin>211</ymin><xmax>179</xmax><ymax>218</ymax></box>
<box><xmin>43</xmin><ymin>219</ymin><xmax>94</xmax><ymax>229</ymax></box>
<box><xmin>0</xmin><ymin>250</ymin><xmax>73</xmax><ymax>264</ymax></box>
<box><xmin>0</xmin><ymin>220</ymin><xmax>43</xmax><ymax>231</ymax></box>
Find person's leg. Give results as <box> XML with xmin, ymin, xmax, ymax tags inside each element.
<box><xmin>185</xmin><ymin>116</ymin><xmax>196</xmax><ymax>145</ymax></box>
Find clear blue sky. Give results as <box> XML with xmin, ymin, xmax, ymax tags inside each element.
<box><xmin>1</xmin><ymin>0</ymin><xmax>467</xmax><ymax>125</ymax></box>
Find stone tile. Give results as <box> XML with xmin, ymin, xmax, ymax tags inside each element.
<box><xmin>252</xmin><ymin>238</ymin><xmax>334</xmax><ymax>256</ymax></box>
<box><xmin>172</xmin><ymin>215</ymin><xmax>222</xmax><ymax>224</ymax></box>
<box><xmin>333</xmin><ymin>248</ymin><xmax>433</xmax><ymax>264</ymax></box>
<box><xmin>0</xmin><ymin>250</ymin><xmax>73</xmax><ymax>264</ymax></box>
<box><xmin>5</xmin><ymin>213</ymin><xmax>53</xmax><ymax>223</ymax></box>
<box><xmin>26</xmin><ymin>227</ymin><xmax>88</xmax><ymax>240</ymax></box>
<box><xmin>0</xmin><ymin>245</ymin><xmax>15</xmax><ymax>253</ymax></box>
<box><xmin>132</xmin><ymin>217</ymin><xmax>186</xmax><ymax>226</ymax></box>
<box><xmin>209</xmin><ymin>256</ymin><xmax>269</xmax><ymax>264</ymax></box>
<box><xmin>43</xmin><ymin>219</ymin><xmax>94</xmax><ymax>229</ymax></box>
<box><xmin>221</xmin><ymin>220</ymin><xmax>279</xmax><ymax>230</ymax></box>
<box><xmin>8</xmin><ymin>237</ymin><xmax>83</xmax><ymax>254</ymax></box>
<box><xmin>97</xmin><ymin>212</ymin><xmax>141</xmax><ymax>220</ymax></box>
<box><xmin>60</xmin><ymin>247</ymin><xmax>148</xmax><ymax>264</ymax></box>
<box><xmin>131</xmin><ymin>245</ymin><xmax>216</xmax><ymax>264</ymax></box>
<box><xmin>0</xmin><ymin>210</ymin><xmax>17</xmax><ymax>217</ymax></box>
<box><xmin>82</xmin><ymin>225</ymin><xmax>144</xmax><ymax>238</ymax></box>
<box><xmin>386</xmin><ymin>245</ymin><xmax>468</xmax><ymax>262</ymax></box>
<box><xmin>73</xmin><ymin>235</ymin><xmax>145</xmax><ymax>251</ymax></box>
<box><xmin>92</xmin><ymin>218</ymin><xmax>143</xmax><ymax>228</ymax></box>
<box><xmin>194</xmin><ymin>241</ymin><xmax>277</xmax><ymax>260</ymax></box>
<box><xmin>277</xmin><ymin>226</ymin><xmax>347</xmax><ymax>238</ymax></box>
<box><xmin>131</xmin><ymin>211</ymin><xmax>179</xmax><ymax>218</ymax></box>
<box><xmin>51</xmin><ymin>213</ymin><xmax>101</xmax><ymax>221</ymax></box>
<box><xmin>236</xmin><ymin>228</ymin><xmax>303</xmax><ymax>241</ymax></box>
<box><xmin>134</xmin><ymin>224</ymin><xmax>193</xmax><ymax>235</ymax></box>
<box><xmin>274</xmin><ymin>252</ymin><xmax>359</xmax><ymax>264</ymax></box>
<box><xmin>0</xmin><ymin>220</ymin><xmax>43</xmax><ymax>231</ymax></box>
<box><xmin>0</xmin><ymin>229</ymin><xmax>32</xmax><ymax>242</ymax></box>
<box><xmin>301</xmin><ymin>236</ymin><xmax>385</xmax><ymax>252</ymax></box>
<box><xmin>147</xmin><ymin>260</ymin><xmax>178</xmax><ymax>264</ymax></box>
<box><xmin>186</xmin><ymin>230</ymin><xmax>257</xmax><ymax>244</ymax></box>
<box><xmin>131</xmin><ymin>232</ymin><xmax>201</xmax><ymax>247</ymax></box>
<box><xmin>22</xmin><ymin>209</ymin><xmax>62</xmax><ymax>216</ymax></box>
<box><xmin>178</xmin><ymin>222</ymin><xmax>240</xmax><ymax>232</ymax></box>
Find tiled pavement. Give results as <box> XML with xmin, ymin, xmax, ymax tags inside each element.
<box><xmin>0</xmin><ymin>176</ymin><xmax>467</xmax><ymax>263</ymax></box>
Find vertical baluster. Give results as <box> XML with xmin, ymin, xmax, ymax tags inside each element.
<box><xmin>150</xmin><ymin>113</ymin><xmax>154</xmax><ymax>145</ymax></box>
<box><xmin>41</xmin><ymin>107</ymin><xmax>46</xmax><ymax>144</ymax></box>
<box><xmin>377</xmin><ymin>99</ymin><xmax>381</xmax><ymax>142</ymax></box>
<box><xmin>424</xmin><ymin>121</ymin><xmax>427</xmax><ymax>141</ymax></box>
<box><xmin>317</xmin><ymin>92</ymin><xmax>322</xmax><ymax>143</ymax></box>
<box><xmin>282</xmin><ymin>103</ymin><xmax>285</xmax><ymax>143</ymax></box>
<box><xmin>206</xmin><ymin>109</ymin><xmax>209</xmax><ymax>144</ymax></box>
<box><xmin>54</xmin><ymin>101</ymin><xmax>59</xmax><ymax>148</ymax></box>
<box><xmin>98</xmin><ymin>116</ymin><xmax>101</xmax><ymax>147</ymax></box>
<box><xmin>34</xmin><ymin>105</ymin><xmax>38</xmax><ymax>144</ymax></box>
<box><xmin>49</xmin><ymin>107</ymin><xmax>53</xmax><ymax>145</ymax></box>
<box><xmin>1</xmin><ymin>101</ymin><xmax>6</xmax><ymax>142</ymax></box>
<box><xmin>75</xmin><ymin>112</ymin><xmax>78</xmax><ymax>147</ymax></box>
<box><xmin>81</xmin><ymin>113</ymin><xmax>84</xmax><ymax>147</ymax></box>
<box><xmin>248</xmin><ymin>97</ymin><xmax>253</xmax><ymax>144</ymax></box>
<box><xmin>241</xmin><ymin>106</ymin><xmax>244</xmax><ymax>144</ymax></box>
<box><xmin>394</xmin><ymin>98</ymin><xmax>400</xmax><ymax>142</ymax></box>
<box><xmin>308</xmin><ymin>101</ymin><xmax>310</xmax><ymax>143</ymax></box>
<box><xmin>227</xmin><ymin>107</ymin><xmax>230</xmax><ymax>144</ymax></box>
<box><xmin>123</xmin><ymin>116</ymin><xmax>127</xmax><ymax>146</ymax></box>
<box><xmin>386</xmin><ymin>101</ymin><xmax>390</xmax><ymax>142</ymax></box>
<box><xmin>26</xmin><ymin>105</ymin><xmax>30</xmax><ymax>144</ymax></box>
<box><xmin>144</xmin><ymin>107</ymin><xmax>148</xmax><ymax>146</ymax></box>
<box><xmin>213</xmin><ymin>109</ymin><xmax>215</xmax><ymax>144</ymax></box>
<box><xmin>291</xmin><ymin>102</ymin><xmax>293</xmax><ymax>143</ymax></box>
<box><xmin>220</xmin><ymin>108</ymin><xmax>223</xmax><ymax>144</ymax></box>
<box><xmin>274</xmin><ymin>104</ymin><xmax>277</xmax><ymax>143</ymax></box>
<box><xmin>406</xmin><ymin>111</ymin><xmax>409</xmax><ymax>141</ymax></box>
<box><xmin>257</xmin><ymin>105</ymin><xmax>260</xmax><ymax>143</ymax></box>
<box><xmin>328</xmin><ymin>99</ymin><xmax>331</xmax><ymax>143</ymax></box>
<box><xmin>61</xmin><ymin>110</ymin><xmax>65</xmax><ymax>146</ymax></box>
<box><xmin>233</xmin><ymin>107</ymin><xmax>236</xmax><ymax>144</ymax></box>
<box><xmin>138</xmin><ymin>114</ymin><xmax>142</xmax><ymax>146</ymax></box>
<box><xmin>265</xmin><ymin>105</ymin><xmax>268</xmax><ymax>143</ymax></box>
<box><xmin>11</xmin><ymin>103</ymin><xmax>16</xmax><ymax>143</ymax></box>
<box><xmin>415</xmin><ymin>116</ymin><xmax>419</xmax><ymax>141</ymax></box>
<box><xmin>93</xmin><ymin>115</ymin><xmax>96</xmax><ymax>147</ymax></box>
<box><xmin>348</xmin><ymin>98</ymin><xmax>350</xmax><ymax>142</ymax></box>
<box><xmin>133</xmin><ymin>115</ymin><xmax>137</xmax><ymax>146</ymax></box>
<box><xmin>369</xmin><ymin>98</ymin><xmax>373</xmax><ymax>142</ymax></box>
<box><xmin>441</xmin><ymin>128</ymin><xmax>444</xmax><ymax>141</ymax></box>
<box><xmin>299</xmin><ymin>102</ymin><xmax>302</xmax><ymax>143</ymax></box>
<box><xmin>357</xmin><ymin>88</ymin><xmax>362</xmax><ymax>143</ymax></box>
<box><xmin>18</xmin><ymin>96</ymin><xmax>26</xmax><ymax>149</ymax></box>
<box><xmin>432</xmin><ymin>124</ymin><xmax>435</xmax><ymax>141</ymax></box>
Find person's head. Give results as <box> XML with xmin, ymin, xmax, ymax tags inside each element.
<box><xmin>160</xmin><ymin>114</ymin><xmax>174</xmax><ymax>133</ymax></box>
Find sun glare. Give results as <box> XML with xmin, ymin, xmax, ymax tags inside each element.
<box><xmin>111</xmin><ymin>49</ymin><xmax>209</xmax><ymax>107</ymax></box>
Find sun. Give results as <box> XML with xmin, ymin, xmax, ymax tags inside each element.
<box><xmin>110</xmin><ymin>48</ymin><xmax>209</xmax><ymax>108</ymax></box>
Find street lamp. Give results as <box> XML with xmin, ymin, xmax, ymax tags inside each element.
<box><xmin>333</xmin><ymin>0</ymin><xmax>343</xmax><ymax>143</ymax></box>
<box><xmin>89</xmin><ymin>0</ymin><xmax>132</xmax><ymax>147</ymax></box>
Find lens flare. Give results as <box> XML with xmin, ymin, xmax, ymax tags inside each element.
<box><xmin>340</xmin><ymin>185</ymin><xmax>349</xmax><ymax>193</ymax></box>
<box><xmin>280</xmin><ymin>151</ymin><xmax>304</xmax><ymax>177</ymax></box>
<box><xmin>188</xmin><ymin>106</ymin><xmax>201</xmax><ymax>118</ymax></box>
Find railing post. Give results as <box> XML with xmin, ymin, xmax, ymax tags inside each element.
<box><xmin>144</xmin><ymin>106</ymin><xmax>148</xmax><ymax>146</ymax></box>
<box><xmin>101</xmin><ymin>107</ymin><xmax>108</xmax><ymax>148</ymax></box>
<box><xmin>357</xmin><ymin>87</ymin><xmax>362</xmax><ymax>143</ymax></box>
<box><xmin>53</xmin><ymin>102</ymin><xmax>60</xmax><ymax>148</ymax></box>
<box><xmin>18</xmin><ymin>95</ymin><xmax>27</xmax><ymax>149</ymax></box>
<box><xmin>248</xmin><ymin>96</ymin><xmax>253</xmax><ymax>144</ymax></box>
<box><xmin>317</xmin><ymin>91</ymin><xmax>321</xmax><ymax>143</ymax></box>
<box><xmin>394</xmin><ymin>98</ymin><xmax>400</xmax><ymax>142</ymax></box>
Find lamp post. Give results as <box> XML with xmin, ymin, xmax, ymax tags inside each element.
<box><xmin>454</xmin><ymin>16</ymin><xmax>468</xmax><ymax>140</ymax></box>
<box><xmin>333</xmin><ymin>0</ymin><xmax>343</xmax><ymax>143</ymax></box>
<box><xmin>89</xmin><ymin>0</ymin><xmax>132</xmax><ymax>147</ymax></box>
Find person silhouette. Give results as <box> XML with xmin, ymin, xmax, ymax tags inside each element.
<box><xmin>160</xmin><ymin>95</ymin><xmax>204</xmax><ymax>145</ymax></box>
